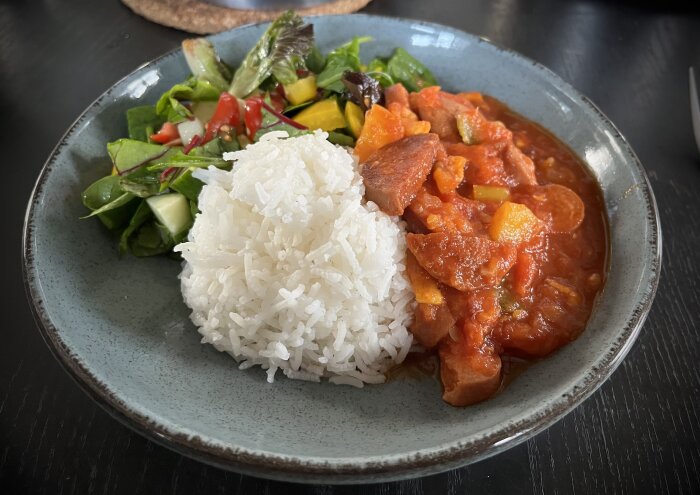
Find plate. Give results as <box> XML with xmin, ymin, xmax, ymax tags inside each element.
<box><xmin>23</xmin><ymin>14</ymin><xmax>661</xmax><ymax>483</ymax></box>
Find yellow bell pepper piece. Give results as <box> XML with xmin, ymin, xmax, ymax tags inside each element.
<box><xmin>283</xmin><ymin>75</ymin><xmax>318</xmax><ymax>105</ymax></box>
<box><xmin>489</xmin><ymin>201</ymin><xmax>542</xmax><ymax>244</ymax></box>
<box><xmin>406</xmin><ymin>252</ymin><xmax>444</xmax><ymax>305</ymax></box>
<box><xmin>293</xmin><ymin>99</ymin><xmax>347</xmax><ymax>131</ymax></box>
<box><xmin>344</xmin><ymin>101</ymin><xmax>365</xmax><ymax>138</ymax></box>
<box><xmin>473</xmin><ymin>185</ymin><xmax>511</xmax><ymax>202</ymax></box>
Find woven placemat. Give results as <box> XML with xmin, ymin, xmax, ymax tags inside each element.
<box><xmin>122</xmin><ymin>0</ymin><xmax>372</xmax><ymax>34</ymax></box>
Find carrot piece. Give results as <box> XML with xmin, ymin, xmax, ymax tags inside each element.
<box><xmin>354</xmin><ymin>104</ymin><xmax>404</xmax><ymax>163</ymax></box>
<box><xmin>434</xmin><ymin>155</ymin><xmax>466</xmax><ymax>195</ymax></box>
<box><xmin>404</xmin><ymin>120</ymin><xmax>431</xmax><ymax>136</ymax></box>
<box><xmin>488</xmin><ymin>201</ymin><xmax>544</xmax><ymax>244</ymax></box>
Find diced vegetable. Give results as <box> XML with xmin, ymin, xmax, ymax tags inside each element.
<box><xmin>456</xmin><ymin>111</ymin><xmax>482</xmax><ymax>145</ymax></box>
<box><xmin>406</xmin><ymin>251</ymin><xmax>444</xmax><ymax>305</ymax></box>
<box><xmin>146</xmin><ymin>193</ymin><xmax>192</xmax><ymax>238</ymax></box>
<box><xmin>283</xmin><ymin>75</ymin><xmax>317</xmax><ymax>105</ymax></box>
<box><xmin>488</xmin><ymin>201</ymin><xmax>543</xmax><ymax>244</ymax></box>
<box><xmin>473</xmin><ymin>185</ymin><xmax>510</xmax><ymax>202</ymax></box>
<box><xmin>433</xmin><ymin>156</ymin><xmax>466</xmax><ymax>194</ymax></box>
<box><xmin>292</xmin><ymin>99</ymin><xmax>346</xmax><ymax>131</ymax></box>
<box><xmin>149</xmin><ymin>122</ymin><xmax>179</xmax><ymax>145</ymax></box>
<box><xmin>229</xmin><ymin>11</ymin><xmax>314</xmax><ymax>97</ymax></box>
<box><xmin>191</xmin><ymin>101</ymin><xmax>219</xmax><ymax>124</ymax></box>
<box><xmin>344</xmin><ymin>101</ymin><xmax>364</xmax><ymax>138</ymax></box>
<box><xmin>177</xmin><ymin>118</ymin><xmax>204</xmax><ymax>148</ymax></box>
<box><xmin>404</xmin><ymin>121</ymin><xmax>431</xmax><ymax>136</ymax></box>
<box><xmin>353</xmin><ymin>104</ymin><xmax>403</xmax><ymax>162</ymax></box>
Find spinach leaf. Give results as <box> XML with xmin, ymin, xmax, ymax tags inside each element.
<box><xmin>106</xmin><ymin>139</ymin><xmax>170</xmax><ymax>175</ymax></box>
<box><xmin>82</xmin><ymin>175</ymin><xmax>124</xmax><ymax>210</ymax></box>
<box><xmin>366</xmin><ymin>58</ymin><xmax>394</xmax><ymax>88</ymax></box>
<box><xmin>305</xmin><ymin>45</ymin><xmax>325</xmax><ymax>74</ymax></box>
<box><xmin>387</xmin><ymin>48</ymin><xmax>437</xmax><ymax>92</ymax></box>
<box><xmin>182</xmin><ymin>38</ymin><xmax>231</xmax><ymax>93</ymax></box>
<box><xmin>229</xmin><ymin>11</ymin><xmax>314</xmax><ymax>97</ymax></box>
<box><xmin>316</xmin><ymin>36</ymin><xmax>371</xmax><ymax>93</ymax></box>
<box><xmin>119</xmin><ymin>172</ymin><xmax>162</xmax><ymax>198</ymax></box>
<box><xmin>327</xmin><ymin>131</ymin><xmax>355</xmax><ymax>147</ymax></box>
<box><xmin>170</xmin><ymin>168</ymin><xmax>204</xmax><ymax>203</ymax></box>
<box><xmin>147</xmin><ymin>151</ymin><xmax>229</xmax><ymax>171</ymax></box>
<box><xmin>81</xmin><ymin>190</ymin><xmax>136</xmax><ymax>218</ymax></box>
<box><xmin>190</xmin><ymin>136</ymin><xmax>239</xmax><ymax>157</ymax></box>
<box><xmin>126</xmin><ymin>105</ymin><xmax>164</xmax><ymax>142</ymax></box>
<box><xmin>129</xmin><ymin>221</ymin><xmax>174</xmax><ymax>257</ymax></box>
<box><xmin>81</xmin><ymin>175</ymin><xmax>139</xmax><ymax>228</ymax></box>
<box><xmin>119</xmin><ymin>200</ymin><xmax>151</xmax><ymax>255</ymax></box>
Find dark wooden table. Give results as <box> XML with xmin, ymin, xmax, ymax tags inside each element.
<box><xmin>3</xmin><ymin>0</ymin><xmax>699</xmax><ymax>493</ymax></box>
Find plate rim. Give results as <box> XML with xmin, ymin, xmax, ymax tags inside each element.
<box><xmin>22</xmin><ymin>13</ymin><xmax>662</xmax><ymax>483</ymax></box>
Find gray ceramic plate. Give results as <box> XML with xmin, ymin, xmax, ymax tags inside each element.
<box><xmin>23</xmin><ymin>14</ymin><xmax>661</xmax><ymax>484</ymax></box>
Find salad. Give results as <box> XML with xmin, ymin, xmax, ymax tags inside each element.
<box><xmin>81</xmin><ymin>11</ymin><xmax>436</xmax><ymax>257</ymax></box>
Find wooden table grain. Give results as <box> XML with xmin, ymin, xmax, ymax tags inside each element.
<box><xmin>2</xmin><ymin>0</ymin><xmax>699</xmax><ymax>493</ymax></box>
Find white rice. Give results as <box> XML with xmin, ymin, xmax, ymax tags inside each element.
<box><xmin>175</xmin><ymin>131</ymin><xmax>414</xmax><ymax>386</ymax></box>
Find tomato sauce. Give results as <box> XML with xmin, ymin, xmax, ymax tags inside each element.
<box><xmin>361</xmin><ymin>86</ymin><xmax>607</xmax><ymax>406</ymax></box>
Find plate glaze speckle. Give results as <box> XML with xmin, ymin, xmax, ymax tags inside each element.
<box><xmin>23</xmin><ymin>14</ymin><xmax>661</xmax><ymax>484</ymax></box>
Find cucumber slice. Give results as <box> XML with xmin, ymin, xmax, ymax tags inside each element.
<box><xmin>145</xmin><ymin>193</ymin><xmax>192</xmax><ymax>237</ymax></box>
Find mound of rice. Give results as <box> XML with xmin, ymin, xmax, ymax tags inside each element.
<box><xmin>175</xmin><ymin>131</ymin><xmax>414</xmax><ymax>387</ymax></box>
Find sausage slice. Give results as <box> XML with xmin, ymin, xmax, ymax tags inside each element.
<box><xmin>361</xmin><ymin>133</ymin><xmax>441</xmax><ymax>215</ymax></box>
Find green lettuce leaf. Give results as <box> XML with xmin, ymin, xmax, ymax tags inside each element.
<box><xmin>182</xmin><ymin>38</ymin><xmax>232</xmax><ymax>93</ymax></box>
<box><xmin>229</xmin><ymin>11</ymin><xmax>314</xmax><ymax>97</ymax></box>
<box><xmin>155</xmin><ymin>77</ymin><xmax>221</xmax><ymax>123</ymax></box>
<box><xmin>316</xmin><ymin>36</ymin><xmax>372</xmax><ymax>93</ymax></box>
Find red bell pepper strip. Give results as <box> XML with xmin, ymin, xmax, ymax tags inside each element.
<box><xmin>150</xmin><ymin>122</ymin><xmax>179</xmax><ymax>144</ymax></box>
<box><xmin>203</xmin><ymin>92</ymin><xmax>241</xmax><ymax>144</ymax></box>
<box><xmin>244</xmin><ymin>97</ymin><xmax>264</xmax><ymax>140</ymax></box>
